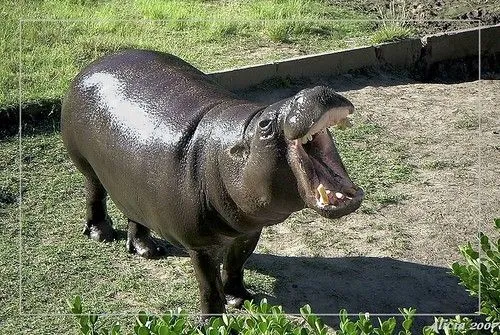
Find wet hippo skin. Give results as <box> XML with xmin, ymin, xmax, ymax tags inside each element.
<box><xmin>61</xmin><ymin>49</ymin><xmax>364</xmax><ymax>316</ymax></box>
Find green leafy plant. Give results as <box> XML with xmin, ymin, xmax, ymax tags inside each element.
<box><xmin>336</xmin><ymin>308</ymin><xmax>415</xmax><ymax>335</ymax></box>
<box><xmin>451</xmin><ymin>219</ymin><xmax>500</xmax><ymax>323</ymax></box>
<box><xmin>68</xmin><ymin>297</ymin><xmax>331</xmax><ymax>335</ymax></box>
<box><xmin>67</xmin><ymin>296</ymin><xmax>121</xmax><ymax>335</ymax></box>
<box><xmin>69</xmin><ymin>297</ymin><xmax>433</xmax><ymax>335</ymax></box>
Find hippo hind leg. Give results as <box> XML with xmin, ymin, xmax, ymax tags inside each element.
<box><xmin>127</xmin><ymin>220</ymin><xmax>166</xmax><ymax>259</ymax></box>
<box><xmin>222</xmin><ymin>231</ymin><xmax>261</xmax><ymax>308</ymax></box>
<box><xmin>77</xmin><ymin>161</ymin><xmax>115</xmax><ymax>242</ymax></box>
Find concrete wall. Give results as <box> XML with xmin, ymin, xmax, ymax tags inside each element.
<box><xmin>209</xmin><ymin>24</ymin><xmax>500</xmax><ymax>90</ymax></box>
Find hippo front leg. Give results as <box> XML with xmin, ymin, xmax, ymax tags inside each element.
<box><xmin>222</xmin><ymin>231</ymin><xmax>261</xmax><ymax>308</ymax></box>
<box><xmin>188</xmin><ymin>249</ymin><xmax>226</xmax><ymax>316</ymax></box>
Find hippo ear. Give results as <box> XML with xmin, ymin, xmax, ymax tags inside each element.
<box><xmin>229</xmin><ymin>141</ymin><xmax>249</xmax><ymax>158</ymax></box>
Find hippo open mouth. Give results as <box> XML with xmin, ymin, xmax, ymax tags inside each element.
<box><xmin>286</xmin><ymin>106</ymin><xmax>364</xmax><ymax>219</ymax></box>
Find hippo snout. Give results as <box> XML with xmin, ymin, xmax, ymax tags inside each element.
<box><xmin>284</xmin><ymin>86</ymin><xmax>354</xmax><ymax>141</ymax></box>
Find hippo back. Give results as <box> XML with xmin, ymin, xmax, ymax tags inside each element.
<box><xmin>61</xmin><ymin>50</ymin><xmax>252</xmax><ymax>245</ymax></box>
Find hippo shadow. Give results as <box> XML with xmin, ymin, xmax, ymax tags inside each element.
<box><xmin>113</xmin><ymin>231</ymin><xmax>476</xmax><ymax>328</ymax></box>
<box><xmin>245</xmin><ymin>254</ymin><xmax>477</xmax><ymax>329</ymax></box>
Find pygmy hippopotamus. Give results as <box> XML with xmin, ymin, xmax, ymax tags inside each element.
<box><xmin>61</xmin><ymin>49</ymin><xmax>364</xmax><ymax>315</ymax></box>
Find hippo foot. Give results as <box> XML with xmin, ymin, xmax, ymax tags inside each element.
<box><xmin>83</xmin><ymin>218</ymin><xmax>115</xmax><ymax>242</ymax></box>
<box><xmin>126</xmin><ymin>236</ymin><xmax>166</xmax><ymax>259</ymax></box>
<box><xmin>224</xmin><ymin>285</ymin><xmax>253</xmax><ymax>308</ymax></box>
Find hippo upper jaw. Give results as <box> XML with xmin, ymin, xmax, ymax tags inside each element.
<box><xmin>285</xmin><ymin>101</ymin><xmax>364</xmax><ymax>219</ymax></box>
<box><xmin>283</xmin><ymin>86</ymin><xmax>354</xmax><ymax>141</ymax></box>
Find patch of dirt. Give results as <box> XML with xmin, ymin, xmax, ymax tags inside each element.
<box><xmin>329</xmin><ymin>0</ymin><xmax>500</xmax><ymax>34</ymax></box>
<box><xmin>242</xmin><ymin>73</ymin><xmax>499</xmax><ymax>327</ymax></box>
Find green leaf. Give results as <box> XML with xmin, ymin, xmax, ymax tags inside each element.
<box><xmin>136</xmin><ymin>311</ymin><xmax>148</xmax><ymax>327</ymax></box>
<box><xmin>110</xmin><ymin>323</ymin><xmax>121</xmax><ymax>335</ymax></box>
<box><xmin>494</xmin><ymin>218</ymin><xmax>499</xmax><ymax>229</ymax></box>
<box><xmin>314</xmin><ymin>318</ymin><xmax>325</xmax><ymax>333</ymax></box>
<box><xmin>344</xmin><ymin>322</ymin><xmax>356</xmax><ymax>334</ymax></box>
<box><xmin>402</xmin><ymin>318</ymin><xmax>413</xmax><ymax>331</ymax></box>
<box><xmin>213</xmin><ymin>317</ymin><xmax>225</xmax><ymax>330</ymax></box>
<box><xmin>243</xmin><ymin>300</ymin><xmax>253</xmax><ymax>312</ymax></box>
<box><xmin>136</xmin><ymin>326</ymin><xmax>151</xmax><ymax>335</ymax></box>
<box><xmin>221</xmin><ymin>313</ymin><xmax>228</xmax><ymax>327</ymax></box>
<box><xmin>244</xmin><ymin>318</ymin><xmax>255</xmax><ymax>329</ymax></box>
<box><xmin>380</xmin><ymin>318</ymin><xmax>396</xmax><ymax>335</ymax></box>
<box><xmin>481</xmin><ymin>233</ymin><xmax>490</xmax><ymax>249</ymax></box>
<box><xmin>451</xmin><ymin>262</ymin><xmax>462</xmax><ymax>275</ymax></box>
<box><xmin>173</xmin><ymin>318</ymin><xmax>186</xmax><ymax>332</ymax></box>
<box><xmin>259</xmin><ymin>299</ymin><xmax>269</xmax><ymax>314</ymax></box>
<box><xmin>89</xmin><ymin>314</ymin><xmax>98</xmax><ymax>325</ymax></box>
<box><xmin>70</xmin><ymin>296</ymin><xmax>83</xmax><ymax>314</ymax></box>
<box><xmin>463</xmin><ymin>243</ymin><xmax>479</xmax><ymax>260</ymax></box>
<box><xmin>80</xmin><ymin>324</ymin><xmax>90</xmax><ymax>335</ymax></box>
<box><xmin>79</xmin><ymin>315</ymin><xmax>89</xmax><ymax>328</ymax></box>
<box><xmin>157</xmin><ymin>325</ymin><xmax>170</xmax><ymax>335</ymax></box>
<box><xmin>258</xmin><ymin>321</ymin><xmax>268</xmax><ymax>333</ymax></box>
<box><xmin>300</xmin><ymin>305</ymin><xmax>312</xmax><ymax>317</ymax></box>
<box><xmin>74</xmin><ymin>296</ymin><xmax>82</xmax><ymax>308</ymax></box>
<box><xmin>160</xmin><ymin>314</ymin><xmax>172</xmax><ymax>325</ymax></box>
<box><xmin>339</xmin><ymin>309</ymin><xmax>349</xmax><ymax>325</ymax></box>
<box><xmin>357</xmin><ymin>317</ymin><xmax>373</xmax><ymax>334</ymax></box>
<box><xmin>293</xmin><ymin>328</ymin><xmax>309</xmax><ymax>335</ymax></box>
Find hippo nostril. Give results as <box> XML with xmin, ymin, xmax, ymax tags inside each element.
<box><xmin>259</xmin><ymin>119</ymin><xmax>272</xmax><ymax>129</ymax></box>
<box><xmin>259</xmin><ymin>118</ymin><xmax>275</xmax><ymax>139</ymax></box>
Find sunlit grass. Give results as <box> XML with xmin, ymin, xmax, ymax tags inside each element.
<box><xmin>1</xmin><ymin>0</ymin><xmax>377</xmax><ymax>108</ymax></box>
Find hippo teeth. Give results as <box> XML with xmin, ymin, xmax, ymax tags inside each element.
<box><xmin>316</xmin><ymin>184</ymin><xmax>348</xmax><ymax>208</ymax></box>
<box><xmin>301</xmin><ymin>134</ymin><xmax>314</xmax><ymax>144</ymax></box>
<box><xmin>299</xmin><ymin>106</ymin><xmax>353</xmax><ymax>143</ymax></box>
<box><xmin>317</xmin><ymin>184</ymin><xmax>329</xmax><ymax>204</ymax></box>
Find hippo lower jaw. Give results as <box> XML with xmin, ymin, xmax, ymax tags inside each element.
<box><xmin>287</xmin><ymin>113</ymin><xmax>364</xmax><ymax>219</ymax></box>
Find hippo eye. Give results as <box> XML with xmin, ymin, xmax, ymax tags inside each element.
<box><xmin>259</xmin><ymin>119</ymin><xmax>274</xmax><ymax>138</ymax></box>
<box><xmin>293</xmin><ymin>96</ymin><xmax>304</xmax><ymax>104</ymax></box>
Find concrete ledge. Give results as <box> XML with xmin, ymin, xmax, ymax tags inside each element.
<box><xmin>209</xmin><ymin>62</ymin><xmax>277</xmax><ymax>92</ymax></box>
<box><xmin>422</xmin><ymin>25</ymin><xmax>500</xmax><ymax>63</ymax></box>
<box><xmin>209</xmin><ymin>24</ymin><xmax>500</xmax><ymax>90</ymax></box>
<box><xmin>375</xmin><ymin>38</ymin><xmax>422</xmax><ymax>68</ymax></box>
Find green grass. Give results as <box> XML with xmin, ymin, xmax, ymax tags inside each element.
<box><xmin>335</xmin><ymin>122</ymin><xmax>413</xmax><ymax>214</ymax></box>
<box><xmin>0</xmin><ymin>0</ymin><xmax>378</xmax><ymax>108</ymax></box>
<box><xmin>454</xmin><ymin>114</ymin><xmax>479</xmax><ymax>130</ymax></box>
<box><xmin>369</xmin><ymin>0</ymin><xmax>415</xmax><ymax>44</ymax></box>
<box><xmin>371</xmin><ymin>24</ymin><xmax>415</xmax><ymax>44</ymax></box>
